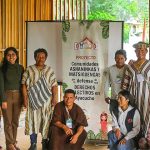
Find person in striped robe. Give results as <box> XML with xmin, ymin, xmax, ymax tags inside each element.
<box><xmin>121</xmin><ymin>41</ymin><xmax>150</xmax><ymax>138</ymax></box>
<box><xmin>22</xmin><ymin>48</ymin><xmax>58</xmax><ymax>150</ymax></box>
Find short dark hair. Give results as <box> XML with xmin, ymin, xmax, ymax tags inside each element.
<box><xmin>118</xmin><ymin>90</ymin><xmax>137</xmax><ymax>107</ymax></box>
<box><xmin>115</xmin><ymin>49</ymin><xmax>127</xmax><ymax>60</ymax></box>
<box><xmin>118</xmin><ymin>90</ymin><xmax>130</xmax><ymax>100</ymax></box>
<box><xmin>34</xmin><ymin>48</ymin><xmax>48</xmax><ymax>60</ymax></box>
<box><xmin>64</xmin><ymin>89</ymin><xmax>76</xmax><ymax>96</ymax></box>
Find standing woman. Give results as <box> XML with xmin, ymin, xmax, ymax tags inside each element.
<box><xmin>0</xmin><ymin>68</ymin><xmax>6</xmax><ymax>150</ymax></box>
<box><xmin>1</xmin><ymin>47</ymin><xmax>24</xmax><ymax>150</ymax></box>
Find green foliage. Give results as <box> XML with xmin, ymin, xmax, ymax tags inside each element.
<box><xmin>79</xmin><ymin>20</ymin><xmax>109</xmax><ymax>39</ymax></box>
<box><xmin>87</xmin><ymin>130</ymin><xmax>106</xmax><ymax>140</ymax></box>
<box><xmin>87</xmin><ymin>0</ymin><xmax>149</xmax><ymax>42</ymax></box>
<box><xmin>62</xmin><ymin>82</ymin><xmax>68</xmax><ymax>93</ymax></box>
<box><xmin>95</xmin><ymin>132</ymin><xmax>101</xmax><ymax>139</ymax></box>
<box><xmin>100</xmin><ymin>21</ymin><xmax>109</xmax><ymax>39</ymax></box>
<box><xmin>62</xmin><ymin>31</ymin><xmax>67</xmax><ymax>42</ymax></box>
<box><xmin>79</xmin><ymin>20</ymin><xmax>94</xmax><ymax>29</ymax></box>
<box><xmin>124</xmin><ymin>24</ymin><xmax>130</xmax><ymax>43</ymax></box>
<box><xmin>62</xmin><ymin>21</ymin><xmax>70</xmax><ymax>32</ymax></box>
<box><xmin>62</xmin><ymin>21</ymin><xmax>70</xmax><ymax>42</ymax></box>
<box><xmin>87</xmin><ymin>0</ymin><xmax>147</xmax><ymax>22</ymax></box>
<box><xmin>88</xmin><ymin>11</ymin><xmax>115</xmax><ymax>20</ymax></box>
<box><xmin>87</xmin><ymin>130</ymin><xmax>96</xmax><ymax>139</ymax></box>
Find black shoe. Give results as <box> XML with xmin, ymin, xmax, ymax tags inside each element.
<box><xmin>28</xmin><ymin>143</ymin><xmax>37</xmax><ymax>150</ymax></box>
<box><xmin>42</xmin><ymin>139</ymin><xmax>48</xmax><ymax>150</ymax></box>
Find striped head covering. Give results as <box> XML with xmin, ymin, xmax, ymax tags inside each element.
<box><xmin>133</xmin><ymin>41</ymin><xmax>149</xmax><ymax>49</ymax></box>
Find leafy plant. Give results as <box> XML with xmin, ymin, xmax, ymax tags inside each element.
<box><xmin>62</xmin><ymin>82</ymin><xmax>68</xmax><ymax>93</ymax></box>
<box><xmin>62</xmin><ymin>21</ymin><xmax>70</xmax><ymax>42</ymax></box>
<box><xmin>100</xmin><ymin>21</ymin><xmax>109</xmax><ymax>39</ymax></box>
<box><xmin>87</xmin><ymin>0</ymin><xmax>149</xmax><ymax>42</ymax></box>
<box><xmin>123</xmin><ymin>23</ymin><xmax>130</xmax><ymax>43</ymax></box>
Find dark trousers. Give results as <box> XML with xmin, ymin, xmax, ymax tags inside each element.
<box><xmin>30</xmin><ymin>133</ymin><xmax>37</xmax><ymax>144</ymax></box>
<box><xmin>48</xmin><ymin>126</ymin><xmax>87</xmax><ymax>150</ymax></box>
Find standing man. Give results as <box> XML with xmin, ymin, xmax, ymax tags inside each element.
<box><xmin>122</xmin><ymin>41</ymin><xmax>150</xmax><ymax>137</ymax></box>
<box><xmin>104</xmin><ymin>49</ymin><xmax>128</xmax><ymax>114</ymax></box>
<box><xmin>22</xmin><ymin>48</ymin><xmax>58</xmax><ymax>150</ymax></box>
<box><xmin>48</xmin><ymin>89</ymin><xmax>88</xmax><ymax>150</ymax></box>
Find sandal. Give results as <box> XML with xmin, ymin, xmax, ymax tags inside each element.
<box><xmin>14</xmin><ymin>144</ymin><xmax>20</xmax><ymax>150</ymax></box>
<box><xmin>7</xmin><ymin>144</ymin><xmax>16</xmax><ymax>150</ymax></box>
<box><xmin>0</xmin><ymin>145</ymin><xmax>2</xmax><ymax>150</ymax></box>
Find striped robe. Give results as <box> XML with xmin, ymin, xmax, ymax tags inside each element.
<box><xmin>122</xmin><ymin>60</ymin><xmax>150</xmax><ymax>136</ymax></box>
<box><xmin>22</xmin><ymin>65</ymin><xmax>57</xmax><ymax>138</ymax></box>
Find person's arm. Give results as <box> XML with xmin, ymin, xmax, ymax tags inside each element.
<box><xmin>70</xmin><ymin>126</ymin><xmax>84</xmax><ymax>144</ymax></box>
<box><xmin>128</xmin><ymin>60</ymin><xmax>135</xmax><ymax>65</ymax></box>
<box><xmin>0</xmin><ymin>70</ymin><xmax>7</xmax><ymax>109</ymax></box>
<box><xmin>121</xmin><ymin>66</ymin><xmax>130</xmax><ymax>90</ymax></box>
<box><xmin>103</xmin><ymin>68</ymin><xmax>111</xmax><ymax>103</ymax></box>
<box><xmin>54</xmin><ymin>121</ymin><xmax>73</xmax><ymax>136</ymax></box>
<box><xmin>52</xmin><ymin>102</ymin><xmax>73</xmax><ymax>136</ymax></box>
<box><xmin>124</xmin><ymin>109</ymin><xmax>141</xmax><ymax>140</ymax></box>
<box><xmin>21</xmin><ymin>69</ymin><xmax>29</xmax><ymax>108</ymax></box>
<box><xmin>112</xmin><ymin>111</ymin><xmax>121</xmax><ymax>139</ymax></box>
<box><xmin>48</xmin><ymin>68</ymin><xmax>58</xmax><ymax>107</ymax></box>
<box><xmin>112</xmin><ymin>110</ymin><xmax>119</xmax><ymax>129</ymax></box>
<box><xmin>69</xmin><ymin>106</ymin><xmax>88</xmax><ymax>144</ymax></box>
<box><xmin>51</xmin><ymin>85</ymin><xmax>58</xmax><ymax>107</ymax></box>
<box><xmin>22</xmin><ymin>84</ymin><xmax>28</xmax><ymax>108</ymax></box>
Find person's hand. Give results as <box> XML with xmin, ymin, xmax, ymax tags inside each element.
<box><xmin>63</xmin><ymin>125</ymin><xmax>73</xmax><ymax>136</ymax></box>
<box><xmin>2</xmin><ymin>102</ymin><xmax>7</xmax><ymax>109</ymax></box>
<box><xmin>119</xmin><ymin>138</ymin><xmax>126</xmax><ymax>145</ymax></box>
<box><xmin>138</xmin><ymin>137</ymin><xmax>148</xmax><ymax>149</ymax></box>
<box><xmin>105</xmin><ymin>97</ymin><xmax>110</xmax><ymax>104</ymax></box>
<box><xmin>115</xmin><ymin>128</ymin><xmax>121</xmax><ymax>139</ymax></box>
<box><xmin>51</xmin><ymin>98</ymin><xmax>57</xmax><ymax>107</ymax></box>
<box><xmin>70</xmin><ymin>134</ymin><xmax>78</xmax><ymax>144</ymax></box>
<box><xmin>128</xmin><ymin>59</ymin><xmax>135</xmax><ymax>65</ymax></box>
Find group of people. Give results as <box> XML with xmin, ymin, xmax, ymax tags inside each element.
<box><xmin>0</xmin><ymin>47</ymin><xmax>87</xmax><ymax>150</ymax></box>
<box><xmin>0</xmin><ymin>41</ymin><xmax>149</xmax><ymax>150</ymax></box>
<box><xmin>104</xmin><ymin>41</ymin><xmax>150</xmax><ymax>150</ymax></box>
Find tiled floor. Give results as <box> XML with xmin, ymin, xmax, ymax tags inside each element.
<box><xmin>0</xmin><ymin>111</ymin><xmax>108</xmax><ymax>150</ymax></box>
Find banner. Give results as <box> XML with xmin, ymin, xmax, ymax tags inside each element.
<box><xmin>26</xmin><ymin>20</ymin><xmax>123</xmax><ymax>140</ymax></box>
<box><xmin>62</xmin><ymin>21</ymin><xmax>110</xmax><ymax>140</ymax></box>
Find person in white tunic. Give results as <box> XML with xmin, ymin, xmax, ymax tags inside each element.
<box><xmin>104</xmin><ymin>49</ymin><xmax>128</xmax><ymax>114</ymax></box>
<box><xmin>22</xmin><ymin>48</ymin><xmax>58</xmax><ymax>150</ymax></box>
<box><xmin>122</xmin><ymin>42</ymin><xmax>150</xmax><ymax>137</ymax></box>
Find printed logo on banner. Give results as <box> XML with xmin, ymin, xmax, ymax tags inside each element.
<box><xmin>74</xmin><ymin>37</ymin><xmax>96</xmax><ymax>50</ymax></box>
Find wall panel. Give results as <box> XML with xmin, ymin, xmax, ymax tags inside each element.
<box><xmin>0</xmin><ymin>0</ymin><xmax>53</xmax><ymax>66</ymax></box>
<box><xmin>0</xmin><ymin>0</ymin><xmax>87</xmax><ymax>66</ymax></box>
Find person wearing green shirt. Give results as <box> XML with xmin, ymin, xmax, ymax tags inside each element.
<box><xmin>0</xmin><ymin>69</ymin><xmax>4</xmax><ymax>150</ymax></box>
<box><xmin>0</xmin><ymin>47</ymin><xmax>24</xmax><ymax>150</ymax></box>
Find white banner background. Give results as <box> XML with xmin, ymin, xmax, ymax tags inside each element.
<box><xmin>62</xmin><ymin>21</ymin><xmax>108</xmax><ymax>136</ymax></box>
<box><xmin>27</xmin><ymin>21</ymin><xmax>123</xmax><ymax>139</ymax></box>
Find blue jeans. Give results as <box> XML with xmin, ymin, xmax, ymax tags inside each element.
<box><xmin>108</xmin><ymin>130</ymin><xmax>136</xmax><ymax>150</ymax></box>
